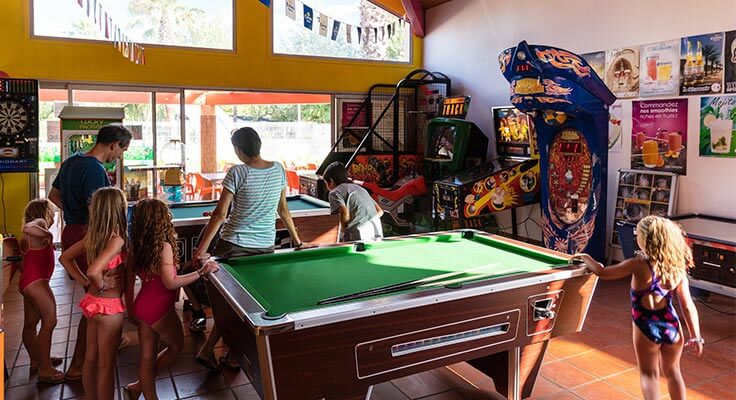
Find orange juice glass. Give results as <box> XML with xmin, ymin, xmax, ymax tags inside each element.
<box><xmin>668</xmin><ymin>132</ymin><xmax>682</xmax><ymax>152</ymax></box>
<box><xmin>643</xmin><ymin>140</ymin><xmax>659</xmax><ymax>168</ymax></box>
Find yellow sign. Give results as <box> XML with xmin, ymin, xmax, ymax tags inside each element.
<box><xmin>514</xmin><ymin>78</ymin><xmax>544</xmax><ymax>95</ymax></box>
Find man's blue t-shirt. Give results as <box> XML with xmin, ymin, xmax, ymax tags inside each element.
<box><xmin>52</xmin><ymin>153</ymin><xmax>110</xmax><ymax>225</ymax></box>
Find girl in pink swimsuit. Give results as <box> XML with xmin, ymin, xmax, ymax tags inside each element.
<box><xmin>60</xmin><ymin>187</ymin><xmax>130</xmax><ymax>400</ymax></box>
<box><xmin>123</xmin><ymin>198</ymin><xmax>218</xmax><ymax>400</ymax></box>
<box><xmin>19</xmin><ymin>199</ymin><xmax>64</xmax><ymax>384</ymax></box>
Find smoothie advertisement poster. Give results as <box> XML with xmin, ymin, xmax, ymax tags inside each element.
<box><xmin>700</xmin><ymin>96</ymin><xmax>736</xmax><ymax>157</ymax></box>
<box><xmin>581</xmin><ymin>51</ymin><xmax>606</xmax><ymax>80</ymax></box>
<box><xmin>679</xmin><ymin>32</ymin><xmax>725</xmax><ymax>96</ymax></box>
<box><xmin>640</xmin><ymin>40</ymin><xmax>680</xmax><ymax>97</ymax></box>
<box><xmin>725</xmin><ymin>30</ymin><xmax>736</xmax><ymax>94</ymax></box>
<box><xmin>605</xmin><ymin>47</ymin><xmax>640</xmax><ymax>99</ymax></box>
<box><xmin>631</xmin><ymin>99</ymin><xmax>688</xmax><ymax>175</ymax></box>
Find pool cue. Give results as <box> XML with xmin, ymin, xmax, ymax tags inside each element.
<box><xmin>317</xmin><ymin>262</ymin><xmax>502</xmax><ymax>305</ymax></box>
<box><xmin>417</xmin><ymin>268</ymin><xmax>520</xmax><ymax>288</ymax></box>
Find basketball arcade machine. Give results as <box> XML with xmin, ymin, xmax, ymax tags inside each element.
<box><xmin>430</xmin><ymin>104</ymin><xmax>541</xmax><ymax>231</ymax></box>
<box><xmin>499</xmin><ymin>41</ymin><xmax>616</xmax><ymax>261</ymax></box>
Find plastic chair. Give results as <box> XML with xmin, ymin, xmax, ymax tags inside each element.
<box><xmin>184</xmin><ymin>173</ymin><xmax>196</xmax><ymax>200</ymax></box>
<box><xmin>285</xmin><ymin>169</ymin><xmax>300</xmax><ymax>195</ymax></box>
<box><xmin>307</xmin><ymin>163</ymin><xmax>318</xmax><ymax>170</ymax></box>
<box><xmin>193</xmin><ymin>173</ymin><xmax>215</xmax><ymax>200</ymax></box>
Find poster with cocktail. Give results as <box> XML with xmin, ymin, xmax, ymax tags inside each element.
<box><xmin>725</xmin><ymin>30</ymin><xmax>736</xmax><ymax>94</ymax></box>
<box><xmin>679</xmin><ymin>32</ymin><xmax>725</xmax><ymax>96</ymax></box>
<box><xmin>608</xmin><ymin>102</ymin><xmax>623</xmax><ymax>152</ymax></box>
<box><xmin>700</xmin><ymin>96</ymin><xmax>736</xmax><ymax>157</ymax></box>
<box><xmin>605</xmin><ymin>47</ymin><xmax>640</xmax><ymax>99</ymax></box>
<box><xmin>640</xmin><ymin>40</ymin><xmax>680</xmax><ymax>97</ymax></box>
<box><xmin>631</xmin><ymin>99</ymin><xmax>688</xmax><ymax>174</ymax></box>
<box><xmin>581</xmin><ymin>51</ymin><xmax>606</xmax><ymax>79</ymax></box>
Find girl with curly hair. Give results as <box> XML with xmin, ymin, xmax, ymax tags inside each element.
<box><xmin>573</xmin><ymin>215</ymin><xmax>702</xmax><ymax>400</ymax></box>
<box><xmin>60</xmin><ymin>187</ymin><xmax>129</xmax><ymax>399</ymax></box>
<box><xmin>123</xmin><ymin>198</ymin><xmax>218</xmax><ymax>400</ymax></box>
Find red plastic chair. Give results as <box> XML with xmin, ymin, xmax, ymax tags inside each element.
<box><xmin>193</xmin><ymin>173</ymin><xmax>215</xmax><ymax>200</ymax></box>
<box><xmin>184</xmin><ymin>173</ymin><xmax>196</xmax><ymax>200</ymax></box>
<box><xmin>285</xmin><ymin>169</ymin><xmax>300</xmax><ymax>195</ymax></box>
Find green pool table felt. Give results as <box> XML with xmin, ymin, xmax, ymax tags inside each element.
<box><xmin>221</xmin><ymin>232</ymin><xmax>569</xmax><ymax>317</ymax></box>
<box><xmin>169</xmin><ymin>197</ymin><xmax>325</xmax><ymax>220</ymax></box>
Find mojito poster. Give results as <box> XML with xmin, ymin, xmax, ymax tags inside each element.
<box><xmin>680</xmin><ymin>32</ymin><xmax>725</xmax><ymax>96</ymax></box>
<box><xmin>632</xmin><ymin>99</ymin><xmax>688</xmax><ymax>174</ymax></box>
<box><xmin>700</xmin><ymin>96</ymin><xmax>736</xmax><ymax>157</ymax></box>
<box><xmin>640</xmin><ymin>40</ymin><xmax>680</xmax><ymax>97</ymax></box>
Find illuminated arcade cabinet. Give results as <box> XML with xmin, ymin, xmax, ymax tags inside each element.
<box><xmin>432</xmin><ymin>106</ymin><xmax>540</xmax><ymax>230</ymax></box>
<box><xmin>499</xmin><ymin>41</ymin><xmax>616</xmax><ymax>260</ymax></box>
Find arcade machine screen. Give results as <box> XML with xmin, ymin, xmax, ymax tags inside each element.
<box><xmin>426</xmin><ymin>125</ymin><xmax>457</xmax><ymax>160</ymax></box>
<box><xmin>492</xmin><ymin>106</ymin><xmax>535</xmax><ymax>158</ymax></box>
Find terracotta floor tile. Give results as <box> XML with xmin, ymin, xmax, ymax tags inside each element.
<box><xmin>564</xmin><ymin>349</ymin><xmax>632</xmax><ymax>378</ymax></box>
<box><xmin>371</xmin><ymin>382</ymin><xmax>410</xmax><ymax>400</ymax></box>
<box><xmin>391</xmin><ymin>370</ymin><xmax>453</xmax><ymax>399</ymax></box>
<box><xmin>598</xmin><ymin>342</ymin><xmax>638</xmax><ymax>366</ymax></box>
<box><xmin>547</xmin><ymin>336</ymin><xmax>594</xmax><ymax>360</ymax></box>
<box><xmin>572</xmin><ymin>380</ymin><xmax>638</xmax><ymax>400</ymax></box>
<box><xmin>537</xmin><ymin>391</ymin><xmax>583</xmax><ymax>400</ymax></box>
<box><xmin>443</xmin><ymin>363</ymin><xmax>495</xmax><ymax>390</ymax></box>
<box><xmin>528</xmin><ymin>376</ymin><xmax>566</xmax><ymax>398</ymax></box>
<box><xmin>690</xmin><ymin>373</ymin><xmax>736</xmax><ymax>400</ymax></box>
<box><xmin>540</xmin><ymin>360</ymin><xmax>597</xmax><ymax>389</ymax></box>
<box><xmin>603</xmin><ymin>369</ymin><xmax>668</xmax><ymax>398</ymax></box>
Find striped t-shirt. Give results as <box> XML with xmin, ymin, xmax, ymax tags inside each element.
<box><xmin>219</xmin><ymin>162</ymin><xmax>286</xmax><ymax>249</ymax></box>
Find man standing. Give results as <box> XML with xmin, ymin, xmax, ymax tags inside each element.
<box><xmin>47</xmin><ymin>124</ymin><xmax>131</xmax><ymax>381</ymax></box>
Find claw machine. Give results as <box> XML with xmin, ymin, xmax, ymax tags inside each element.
<box><xmin>58</xmin><ymin>106</ymin><xmax>125</xmax><ymax>189</ymax></box>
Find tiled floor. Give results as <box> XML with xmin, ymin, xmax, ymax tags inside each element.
<box><xmin>3</xmin><ymin>258</ymin><xmax>735</xmax><ymax>400</ymax></box>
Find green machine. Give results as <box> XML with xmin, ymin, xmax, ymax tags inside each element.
<box><xmin>424</xmin><ymin>117</ymin><xmax>489</xmax><ymax>181</ymax></box>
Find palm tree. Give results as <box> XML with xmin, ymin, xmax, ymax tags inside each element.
<box><xmin>702</xmin><ymin>43</ymin><xmax>721</xmax><ymax>76</ymax></box>
<box><xmin>127</xmin><ymin>0</ymin><xmax>204</xmax><ymax>45</ymax></box>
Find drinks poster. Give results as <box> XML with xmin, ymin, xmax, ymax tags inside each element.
<box><xmin>608</xmin><ymin>102</ymin><xmax>623</xmax><ymax>152</ymax></box>
<box><xmin>581</xmin><ymin>51</ymin><xmax>606</xmax><ymax>79</ymax></box>
<box><xmin>700</xmin><ymin>96</ymin><xmax>736</xmax><ymax>157</ymax></box>
<box><xmin>680</xmin><ymin>32</ymin><xmax>725</xmax><ymax>96</ymax></box>
<box><xmin>640</xmin><ymin>40</ymin><xmax>680</xmax><ymax>97</ymax></box>
<box><xmin>604</xmin><ymin>47</ymin><xmax>640</xmax><ymax>99</ymax></box>
<box><xmin>631</xmin><ymin>99</ymin><xmax>688</xmax><ymax>175</ymax></box>
<box><xmin>725</xmin><ymin>30</ymin><xmax>736</xmax><ymax>94</ymax></box>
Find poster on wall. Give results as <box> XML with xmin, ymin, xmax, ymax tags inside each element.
<box><xmin>631</xmin><ymin>99</ymin><xmax>688</xmax><ymax>174</ymax></box>
<box><xmin>608</xmin><ymin>102</ymin><xmax>624</xmax><ymax>152</ymax></box>
<box><xmin>341</xmin><ymin>101</ymin><xmax>367</xmax><ymax>147</ymax></box>
<box><xmin>640</xmin><ymin>40</ymin><xmax>680</xmax><ymax>97</ymax></box>
<box><xmin>605</xmin><ymin>47</ymin><xmax>640</xmax><ymax>99</ymax></box>
<box><xmin>725</xmin><ymin>30</ymin><xmax>736</xmax><ymax>94</ymax></box>
<box><xmin>581</xmin><ymin>51</ymin><xmax>606</xmax><ymax>79</ymax></box>
<box><xmin>700</xmin><ymin>95</ymin><xmax>736</xmax><ymax>157</ymax></box>
<box><xmin>679</xmin><ymin>32</ymin><xmax>725</xmax><ymax>96</ymax></box>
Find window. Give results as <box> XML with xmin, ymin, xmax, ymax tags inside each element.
<box><xmin>273</xmin><ymin>0</ymin><xmax>410</xmax><ymax>63</ymax></box>
<box><xmin>32</xmin><ymin>0</ymin><xmax>234</xmax><ymax>50</ymax></box>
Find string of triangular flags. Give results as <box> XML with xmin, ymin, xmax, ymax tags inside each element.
<box><xmin>73</xmin><ymin>0</ymin><xmax>146</xmax><ymax>65</ymax></box>
<box><xmin>285</xmin><ymin>0</ymin><xmax>406</xmax><ymax>44</ymax></box>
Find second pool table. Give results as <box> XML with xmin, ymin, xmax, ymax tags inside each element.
<box><xmin>164</xmin><ymin>194</ymin><xmax>339</xmax><ymax>262</ymax></box>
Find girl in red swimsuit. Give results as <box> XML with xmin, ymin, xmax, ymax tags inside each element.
<box><xmin>19</xmin><ymin>199</ymin><xmax>64</xmax><ymax>384</ymax></box>
<box><xmin>123</xmin><ymin>198</ymin><xmax>218</xmax><ymax>400</ymax></box>
<box><xmin>573</xmin><ymin>216</ymin><xmax>703</xmax><ymax>400</ymax></box>
<box><xmin>60</xmin><ymin>187</ymin><xmax>130</xmax><ymax>400</ymax></box>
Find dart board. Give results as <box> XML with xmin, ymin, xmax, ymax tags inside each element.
<box><xmin>0</xmin><ymin>78</ymin><xmax>39</xmax><ymax>173</ymax></box>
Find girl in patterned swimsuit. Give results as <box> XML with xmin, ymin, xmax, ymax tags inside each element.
<box><xmin>123</xmin><ymin>198</ymin><xmax>218</xmax><ymax>400</ymax></box>
<box><xmin>60</xmin><ymin>187</ymin><xmax>129</xmax><ymax>400</ymax></box>
<box><xmin>573</xmin><ymin>216</ymin><xmax>703</xmax><ymax>400</ymax></box>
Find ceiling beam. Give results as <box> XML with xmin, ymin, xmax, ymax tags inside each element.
<box><xmin>400</xmin><ymin>0</ymin><xmax>425</xmax><ymax>38</ymax></box>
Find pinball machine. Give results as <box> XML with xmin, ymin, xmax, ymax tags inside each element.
<box><xmin>499</xmin><ymin>41</ymin><xmax>616</xmax><ymax>261</ymax></box>
<box><xmin>0</xmin><ymin>78</ymin><xmax>39</xmax><ymax>173</ymax></box>
<box><xmin>431</xmin><ymin>106</ymin><xmax>540</xmax><ymax>231</ymax></box>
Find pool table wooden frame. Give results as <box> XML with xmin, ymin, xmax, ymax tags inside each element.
<box><xmin>171</xmin><ymin>194</ymin><xmax>339</xmax><ymax>262</ymax></box>
<box><xmin>207</xmin><ymin>230</ymin><xmax>598</xmax><ymax>400</ymax></box>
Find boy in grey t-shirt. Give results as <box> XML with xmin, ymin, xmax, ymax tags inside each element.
<box><xmin>323</xmin><ymin>162</ymin><xmax>384</xmax><ymax>242</ymax></box>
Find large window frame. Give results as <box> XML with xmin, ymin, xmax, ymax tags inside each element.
<box><xmin>29</xmin><ymin>0</ymin><xmax>238</xmax><ymax>52</ymax></box>
<box><xmin>270</xmin><ymin>0</ymin><xmax>412</xmax><ymax>64</ymax></box>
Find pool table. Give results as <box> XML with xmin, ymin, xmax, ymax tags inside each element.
<box><xmin>166</xmin><ymin>194</ymin><xmax>339</xmax><ymax>262</ymax></box>
<box><xmin>207</xmin><ymin>230</ymin><xmax>598</xmax><ymax>400</ymax></box>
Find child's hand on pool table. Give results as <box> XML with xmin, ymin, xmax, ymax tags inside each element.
<box><xmin>295</xmin><ymin>241</ymin><xmax>318</xmax><ymax>250</ymax></box>
<box><xmin>198</xmin><ymin>261</ymin><xmax>219</xmax><ymax>279</ymax></box>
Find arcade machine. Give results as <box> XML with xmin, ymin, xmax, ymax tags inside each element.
<box><xmin>499</xmin><ymin>41</ymin><xmax>615</xmax><ymax>261</ymax></box>
<box><xmin>431</xmin><ymin>106</ymin><xmax>540</xmax><ymax>231</ymax></box>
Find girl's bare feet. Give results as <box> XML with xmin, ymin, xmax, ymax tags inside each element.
<box><xmin>37</xmin><ymin>367</ymin><xmax>65</xmax><ymax>385</ymax></box>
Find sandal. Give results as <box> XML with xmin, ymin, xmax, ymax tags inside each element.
<box><xmin>37</xmin><ymin>370</ymin><xmax>65</xmax><ymax>385</ymax></box>
<box><xmin>195</xmin><ymin>351</ymin><xmax>219</xmax><ymax>371</ymax></box>
<box><xmin>30</xmin><ymin>357</ymin><xmax>64</xmax><ymax>373</ymax></box>
<box><xmin>218</xmin><ymin>352</ymin><xmax>240</xmax><ymax>370</ymax></box>
<box><xmin>64</xmin><ymin>370</ymin><xmax>83</xmax><ymax>381</ymax></box>
<box><xmin>122</xmin><ymin>384</ymin><xmax>142</xmax><ymax>400</ymax></box>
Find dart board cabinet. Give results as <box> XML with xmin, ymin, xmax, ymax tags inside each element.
<box><xmin>0</xmin><ymin>78</ymin><xmax>39</xmax><ymax>173</ymax></box>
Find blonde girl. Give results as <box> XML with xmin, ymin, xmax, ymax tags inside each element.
<box><xmin>573</xmin><ymin>215</ymin><xmax>702</xmax><ymax>400</ymax></box>
<box><xmin>60</xmin><ymin>187</ymin><xmax>128</xmax><ymax>400</ymax></box>
<box><xmin>19</xmin><ymin>199</ymin><xmax>64</xmax><ymax>384</ymax></box>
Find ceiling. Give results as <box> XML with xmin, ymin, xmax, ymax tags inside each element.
<box><xmin>419</xmin><ymin>0</ymin><xmax>455</xmax><ymax>9</ymax></box>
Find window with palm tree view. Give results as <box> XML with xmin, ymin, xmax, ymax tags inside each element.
<box><xmin>273</xmin><ymin>0</ymin><xmax>410</xmax><ymax>62</ymax></box>
<box><xmin>32</xmin><ymin>0</ymin><xmax>233</xmax><ymax>50</ymax></box>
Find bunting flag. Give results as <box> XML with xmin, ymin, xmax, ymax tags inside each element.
<box><xmin>331</xmin><ymin>20</ymin><xmax>340</xmax><ymax>41</ymax></box>
<box><xmin>357</xmin><ymin>27</ymin><xmax>362</xmax><ymax>44</ymax></box>
<box><xmin>346</xmin><ymin>24</ymin><xmax>352</xmax><ymax>44</ymax></box>
<box><xmin>380</xmin><ymin>26</ymin><xmax>385</xmax><ymax>41</ymax></box>
<box><xmin>318</xmin><ymin>13</ymin><xmax>328</xmax><ymax>37</ymax></box>
<box><xmin>285</xmin><ymin>0</ymin><xmax>296</xmax><ymax>20</ymax></box>
<box><xmin>73</xmin><ymin>0</ymin><xmax>145</xmax><ymax>65</ymax></box>
<box><xmin>374</xmin><ymin>28</ymin><xmax>378</xmax><ymax>42</ymax></box>
<box><xmin>303</xmin><ymin>5</ymin><xmax>313</xmax><ymax>30</ymax></box>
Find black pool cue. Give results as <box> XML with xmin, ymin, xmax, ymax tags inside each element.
<box><xmin>317</xmin><ymin>262</ymin><xmax>502</xmax><ymax>305</ymax></box>
<box><xmin>417</xmin><ymin>268</ymin><xmax>520</xmax><ymax>288</ymax></box>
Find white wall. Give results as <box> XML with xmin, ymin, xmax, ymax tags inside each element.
<box><xmin>424</xmin><ymin>0</ymin><xmax>736</xmax><ymax>259</ymax></box>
